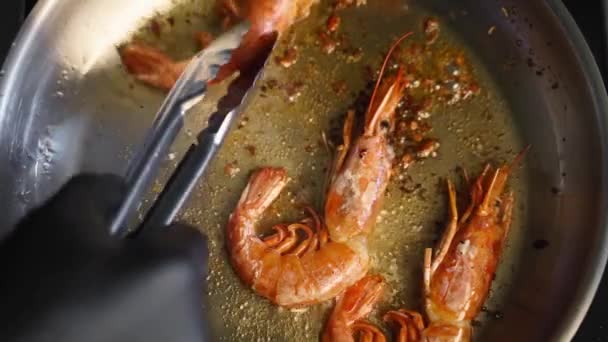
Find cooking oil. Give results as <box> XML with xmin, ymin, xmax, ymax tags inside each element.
<box><xmin>123</xmin><ymin>0</ymin><xmax>529</xmax><ymax>340</ymax></box>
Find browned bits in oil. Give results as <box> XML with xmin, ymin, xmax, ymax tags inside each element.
<box><xmin>331</xmin><ymin>80</ymin><xmax>347</xmax><ymax>95</ymax></box>
<box><xmin>345</xmin><ymin>47</ymin><xmax>364</xmax><ymax>63</ymax></box>
<box><xmin>275</xmin><ymin>47</ymin><xmax>298</xmax><ymax>68</ymax></box>
<box><xmin>167</xmin><ymin>17</ymin><xmax>175</xmax><ymax>27</ymax></box>
<box><xmin>195</xmin><ymin>31</ymin><xmax>214</xmax><ymax>49</ymax></box>
<box><xmin>356</xmin><ymin>16</ymin><xmax>481</xmax><ymax>179</ymax></box>
<box><xmin>416</xmin><ymin>139</ymin><xmax>440</xmax><ymax>158</ymax></box>
<box><xmin>401</xmin><ymin>153</ymin><xmax>415</xmax><ymax>170</ymax></box>
<box><xmin>334</xmin><ymin>0</ymin><xmax>367</xmax><ymax>9</ymax></box>
<box><xmin>284</xmin><ymin>81</ymin><xmax>304</xmax><ymax>103</ymax></box>
<box><xmin>319</xmin><ymin>31</ymin><xmax>337</xmax><ymax>54</ymax></box>
<box><xmin>326</xmin><ymin>14</ymin><xmax>341</xmax><ymax>33</ymax></box>
<box><xmin>224</xmin><ymin>162</ymin><xmax>240</xmax><ymax>178</ymax></box>
<box><xmin>127</xmin><ymin>5</ymin><xmax>526</xmax><ymax>341</ymax></box>
<box><xmin>424</xmin><ymin>17</ymin><xmax>440</xmax><ymax>45</ymax></box>
<box><xmin>265</xmin><ymin>79</ymin><xmax>279</xmax><ymax>90</ymax></box>
<box><xmin>245</xmin><ymin>145</ymin><xmax>256</xmax><ymax>156</ymax></box>
<box><xmin>150</xmin><ymin>19</ymin><xmax>162</xmax><ymax>37</ymax></box>
<box><xmin>237</xmin><ymin>116</ymin><xmax>249</xmax><ymax>129</ymax></box>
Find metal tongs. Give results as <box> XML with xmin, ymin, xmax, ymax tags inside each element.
<box><xmin>110</xmin><ymin>22</ymin><xmax>277</xmax><ymax>237</ymax></box>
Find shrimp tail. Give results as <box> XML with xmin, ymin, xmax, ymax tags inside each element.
<box><xmin>227</xmin><ymin>168</ymin><xmax>288</xmax><ymax>249</ymax></box>
<box><xmin>231</xmin><ymin>167</ymin><xmax>288</xmax><ymax>221</ymax></box>
<box><xmin>322</xmin><ymin>275</ymin><xmax>385</xmax><ymax>342</ymax></box>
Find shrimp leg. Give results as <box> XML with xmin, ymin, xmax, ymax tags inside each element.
<box><xmin>322</xmin><ymin>275</ymin><xmax>385</xmax><ymax>342</ymax></box>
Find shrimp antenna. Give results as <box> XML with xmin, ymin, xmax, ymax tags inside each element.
<box><xmin>505</xmin><ymin>145</ymin><xmax>531</xmax><ymax>174</ymax></box>
<box><xmin>366</xmin><ymin>31</ymin><xmax>413</xmax><ymax>116</ymax></box>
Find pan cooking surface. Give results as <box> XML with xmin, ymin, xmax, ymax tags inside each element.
<box><xmin>123</xmin><ymin>1</ymin><xmax>528</xmax><ymax>340</ymax></box>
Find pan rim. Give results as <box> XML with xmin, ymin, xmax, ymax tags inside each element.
<box><xmin>544</xmin><ymin>0</ymin><xmax>608</xmax><ymax>340</ymax></box>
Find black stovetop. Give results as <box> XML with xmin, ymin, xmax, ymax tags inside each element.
<box><xmin>0</xmin><ymin>1</ymin><xmax>606</xmax><ymax>340</ymax></box>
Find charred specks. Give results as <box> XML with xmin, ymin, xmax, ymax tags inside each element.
<box><xmin>326</xmin><ymin>14</ymin><xmax>341</xmax><ymax>33</ymax></box>
<box><xmin>331</xmin><ymin>80</ymin><xmax>348</xmax><ymax>95</ymax></box>
<box><xmin>482</xmin><ymin>306</ymin><xmax>504</xmax><ymax>320</ymax></box>
<box><xmin>526</xmin><ymin>58</ymin><xmax>535</xmax><ymax>68</ymax></box>
<box><xmin>533</xmin><ymin>239</ymin><xmax>550</xmax><ymax>250</ymax></box>
<box><xmin>399</xmin><ymin>182</ymin><xmax>422</xmax><ymax>194</ymax></box>
<box><xmin>150</xmin><ymin>20</ymin><xmax>162</xmax><ymax>38</ymax></box>
<box><xmin>245</xmin><ymin>145</ymin><xmax>256</xmax><ymax>156</ymax></box>
<box><xmin>424</xmin><ymin>17</ymin><xmax>440</xmax><ymax>45</ymax></box>
<box><xmin>380</xmin><ymin>120</ymin><xmax>390</xmax><ymax>130</ymax></box>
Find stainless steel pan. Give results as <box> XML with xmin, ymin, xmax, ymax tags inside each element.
<box><xmin>1</xmin><ymin>0</ymin><xmax>607</xmax><ymax>341</ymax></box>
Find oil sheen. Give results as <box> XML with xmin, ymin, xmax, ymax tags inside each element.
<box><xmin>125</xmin><ymin>1</ymin><xmax>529</xmax><ymax>340</ymax></box>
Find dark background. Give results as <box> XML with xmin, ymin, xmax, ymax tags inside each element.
<box><xmin>0</xmin><ymin>0</ymin><xmax>605</xmax><ymax>340</ymax></box>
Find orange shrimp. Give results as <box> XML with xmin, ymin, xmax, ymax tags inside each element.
<box><xmin>322</xmin><ymin>275</ymin><xmax>386</xmax><ymax>342</ymax></box>
<box><xmin>120</xmin><ymin>44</ymin><xmax>189</xmax><ymax>91</ymax></box>
<box><xmin>120</xmin><ymin>0</ymin><xmax>318</xmax><ymax>90</ymax></box>
<box><xmin>325</xmin><ymin>33</ymin><xmax>411</xmax><ymax>242</ymax></box>
<box><xmin>227</xmin><ymin>167</ymin><xmax>369</xmax><ymax>307</ymax></box>
<box><xmin>382</xmin><ymin>149</ymin><xmax>528</xmax><ymax>342</ymax></box>
<box><xmin>214</xmin><ymin>0</ymin><xmax>319</xmax><ymax>82</ymax></box>
<box><xmin>227</xmin><ymin>34</ymin><xmax>411</xmax><ymax>307</ymax></box>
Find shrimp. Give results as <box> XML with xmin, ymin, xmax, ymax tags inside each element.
<box><xmin>227</xmin><ymin>167</ymin><xmax>369</xmax><ymax>307</ymax></box>
<box><xmin>322</xmin><ymin>275</ymin><xmax>386</xmax><ymax>342</ymax></box>
<box><xmin>325</xmin><ymin>33</ymin><xmax>411</xmax><ymax>242</ymax></box>
<box><xmin>120</xmin><ymin>0</ymin><xmax>318</xmax><ymax>90</ymax></box>
<box><xmin>226</xmin><ymin>33</ymin><xmax>412</xmax><ymax>307</ymax></box>
<box><xmin>214</xmin><ymin>0</ymin><xmax>319</xmax><ymax>82</ymax></box>
<box><xmin>382</xmin><ymin>149</ymin><xmax>528</xmax><ymax>342</ymax></box>
<box><xmin>120</xmin><ymin>44</ymin><xmax>189</xmax><ymax>91</ymax></box>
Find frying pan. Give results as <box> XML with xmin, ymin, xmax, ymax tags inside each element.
<box><xmin>0</xmin><ymin>0</ymin><xmax>607</xmax><ymax>341</ymax></box>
